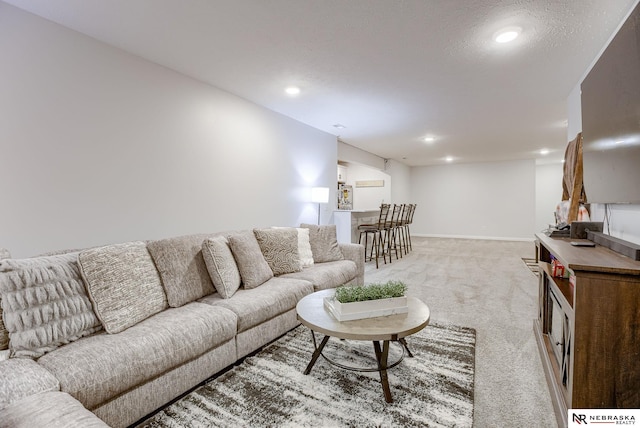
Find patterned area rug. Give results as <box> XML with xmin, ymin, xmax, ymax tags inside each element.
<box><xmin>138</xmin><ymin>323</ymin><xmax>475</xmax><ymax>428</ymax></box>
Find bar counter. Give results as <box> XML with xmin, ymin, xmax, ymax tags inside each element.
<box><xmin>333</xmin><ymin>210</ymin><xmax>379</xmax><ymax>244</ymax></box>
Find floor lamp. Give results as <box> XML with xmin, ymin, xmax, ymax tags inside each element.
<box><xmin>311</xmin><ymin>187</ymin><xmax>330</xmax><ymax>225</ymax></box>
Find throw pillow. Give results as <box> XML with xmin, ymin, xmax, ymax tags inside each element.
<box><xmin>227</xmin><ymin>231</ymin><xmax>273</xmax><ymax>289</ymax></box>
<box><xmin>273</xmin><ymin>227</ymin><xmax>314</xmax><ymax>267</ymax></box>
<box><xmin>296</xmin><ymin>227</ymin><xmax>314</xmax><ymax>267</ymax></box>
<box><xmin>147</xmin><ymin>234</ymin><xmax>217</xmax><ymax>307</ymax></box>
<box><xmin>202</xmin><ymin>236</ymin><xmax>242</xmax><ymax>299</ymax></box>
<box><xmin>300</xmin><ymin>224</ymin><xmax>344</xmax><ymax>263</ymax></box>
<box><xmin>78</xmin><ymin>241</ymin><xmax>168</xmax><ymax>334</ymax></box>
<box><xmin>254</xmin><ymin>228</ymin><xmax>302</xmax><ymax>275</ymax></box>
<box><xmin>0</xmin><ymin>252</ymin><xmax>102</xmax><ymax>358</ymax></box>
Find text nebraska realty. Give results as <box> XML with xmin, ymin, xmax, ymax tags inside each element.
<box><xmin>573</xmin><ymin>413</ymin><xmax>636</xmax><ymax>425</ymax></box>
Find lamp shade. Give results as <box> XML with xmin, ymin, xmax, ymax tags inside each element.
<box><xmin>311</xmin><ymin>187</ymin><xmax>330</xmax><ymax>204</ymax></box>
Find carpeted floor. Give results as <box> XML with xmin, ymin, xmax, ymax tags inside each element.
<box><xmin>139</xmin><ymin>323</ymin><xmax>475</xmax><ymax>428</ymax></box>
<box><xmin>137</xmin><ymin>236</ymin><xmax>556</xmax><ymax>427</ymax></box>
<box><xmin>364</xmin><ymin>236</ymin><xmax>557</xmax><ymax>427</ymax></box>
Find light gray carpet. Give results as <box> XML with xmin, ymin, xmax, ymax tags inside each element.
<box><xmin>139</xmin><ymin>323</ymin><xmax>475</xmax><ymax>428</ymax></box>
<box><xmin>365</xmin><ymin>237</ymin><xmax>557</xmax><ymax>427</ymax></box>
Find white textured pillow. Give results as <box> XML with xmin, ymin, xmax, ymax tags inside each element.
<box><xmin>202</xmin><ymin>236</ymin><xmax>241</xmax><ymax>299</ymax></box>
<box><xmin>0</xmin><ymin>253</ymin><xmax>102</xmax><ymax>358</ymax></box>
<box><xmin>78</xmin><ymin>241</ymin><xmax>168</xmax><ymax>334</ymax></box>
<box><xmin>296</xmin><ymin>227</ymin><xmax>314</xmax><ymax>267</ymax></box>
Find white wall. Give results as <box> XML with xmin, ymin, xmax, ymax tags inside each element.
<box><xmin>341</xmin><ymin>164</ymin><xmax>391</xmax><ymax>211</ymax></box>
<box><xmin>386</xmin><ymin>160</ymin><xmax>412</xmax><ymax>204</ymax></box>
<box><xmin>590</xmin><ymin>204</ymin><xmax>640</xmax><ymax>245</ymax></box>
<box><xmin>410</xmin><ymin>160</ymin><xmax>536</xmax><ymax>240</ymax></box>
<box><xmin>0</xmin><ymin>3</ymin><xmax>337</xmax><ymax>257</ymax></box>
<box><xmin>535</xmin><ymin>163</ymin><xmax>564</xmax><ymax>233</ymax></box>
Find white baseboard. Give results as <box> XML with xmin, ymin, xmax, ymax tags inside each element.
<box><xmin>412</xmin><ymin>233</ymin><xmax>535</xmax><ymax>242</ymax></box>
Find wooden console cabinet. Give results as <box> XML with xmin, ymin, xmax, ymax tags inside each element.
<box><xmin>534</xmin><ymin>233</ymin><xmax>640</xmax><ymax>428</ymax></box>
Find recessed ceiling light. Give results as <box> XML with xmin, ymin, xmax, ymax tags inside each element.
<box><xmin>494</xmin><ymin>27</ymin><xmax>521</xmax><ymax>43</ymax></box>
<box><xmin>445</xmin><ymin>156</ymin><xmax>454</xmax><ymax>162</ymax></box>
<box><xmin>540</xmin><ymin>148</ymin><xmax>550</xmax><ymax>155</ymax></box>
<box><xmin>285</xmin><ymin>86</ymin><xmax>300</xmax><ymax>96</ymax></box>
<box><xmin>423</xmin><ymin>136</ymin><xmax>435</xmax><ymax>142</ymax></box>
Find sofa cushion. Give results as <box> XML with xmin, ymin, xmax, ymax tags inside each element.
<box><xmin>202</xmin><ymin>236</ymin><xmax>241</xmax><ymax>299</ymax></box>
<box><xmin>147</xmin><ymin>234</ymin><xmax>217</xmax><ymax>307</ymax></box>
<box><xmin>0</xmin><ymin>358</ymin><xmax>60</xmax><ymax>411</ymax></box>
<box><xmin>254</xmin><ymin>228</ymin><xmax>302</xmax><ymax>275</ymax></box>
<box><xmin>37</xmin><ymin>302</ymin><xmax>237</xmax><ymax>411</ymax></box>
<box><xmin>199</xmin><ymin>277</ymin><xmax>313</xmax><ymax>332</ymax></box>
<box><xmin>0</xmin><ymin>253</ymin><xmax>102</xmax><ymax>358</ymax></box>
<box><xmin>0</xmin><ymin>391</ymin><xmax>110</xmax><ymax>428</ymax></box>
<box><xmin>78</xmin><ymin>242</ymin><xmax>167</xmax><ymax>334</ymax></box>
<box><xmin>300</xmin><ymin>224</ymin><xmax>344</xmax><ymax>263</ymax></box>
<box><xmin>227</xmin><ymin>231</ymin><xmax>273</xmax><ymax>289</ymax></box>
<box><xmin>280</xmin><ymin>260</ymin><xmax>359</xmax><ymax>291</ymax></box>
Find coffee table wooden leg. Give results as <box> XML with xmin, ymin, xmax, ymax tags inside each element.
<box><xmin>304</xmin><ymin>334</ymin><xmax>330</xmax><ymax>375</ymax></box>
<box><xmin>373</xmin><ymin>340</ymin><xmax>393</xmax><ymax>403</ymax></box>
<box><xmin>398</xmin><ymin>337</ymin><xmax>414</xmax><ymax>358</ymax></box>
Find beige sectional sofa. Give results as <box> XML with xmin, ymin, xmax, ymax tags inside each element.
<box><xmin>0</xmin><ymin>225</ymin><xmax>364</xmax><ymax>428</ymax></box>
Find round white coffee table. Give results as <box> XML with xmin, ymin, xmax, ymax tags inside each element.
<box><xmin>296</xmin><ymin>289</ymin><xmax>430</xmax><ymax>403</ymax></box>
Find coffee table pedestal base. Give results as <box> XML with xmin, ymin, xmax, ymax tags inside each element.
<box><xmin>303</xmin><ymin>331</ymin><xmax>413</xmax><ymax>403</ymax></box>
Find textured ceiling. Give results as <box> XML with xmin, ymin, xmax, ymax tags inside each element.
<box><xmin>4</xmin><ymin>0</ymin><xmax>638</xmax><ymax>166</ymax></box>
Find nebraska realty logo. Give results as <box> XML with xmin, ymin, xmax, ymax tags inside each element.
<box><xmin>569</xmin><ymin>409</ymin><xmax>639</xmax><ymax>426</ymax></box>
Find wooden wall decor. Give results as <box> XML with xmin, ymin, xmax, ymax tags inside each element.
<box><xmin>562</xmin><ymin>133</ymin><xmax>587</xmax><ymax>223</ymax></box>
<box><xmin>355</xmin><ymin>180</ymin><xmax>385</xmax><ymax>188</ymax></box>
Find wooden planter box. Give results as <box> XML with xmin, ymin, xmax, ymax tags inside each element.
<box><xmin>323</xmin><ymin>296</ymin><xmax>408</xmax><ymax>321</ymax></box>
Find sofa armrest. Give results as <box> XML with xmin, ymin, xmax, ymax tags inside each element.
<box><xmin>338</xmin><ymin>243</ymin><xmax>365</xmax><ymax>286</ymax></box>
<box><xmin>0</xmin><ymin>359</ymin><xmax>60</xmax><ymax>411</ymax></box>
<box><xmin>0</xmin><ymin>391</ymin><xmax>109</xmax><ymax>428</ymax></box>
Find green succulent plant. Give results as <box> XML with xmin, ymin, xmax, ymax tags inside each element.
<box><xmin>334</xmin><ymin>281</ymin><xmax>407</xmax><ymax>304</ymax></box>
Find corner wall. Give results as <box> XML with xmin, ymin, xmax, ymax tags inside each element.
<box><xmin>337</xmin><ymin>142</ymin><xmax>412</xmax><ymax>211</ymax></box>
<box><xmin>535</xmin><ymin>163</ymin><xmax>564</xmax><ymax>233</ymax></box>
<box><xmin>0</xmin><ymin>3</ymin><xmax>337</xmax><ymax>257</ymax></box>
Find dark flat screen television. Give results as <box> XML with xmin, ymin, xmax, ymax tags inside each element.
<box><xmin>581</xmin><ymin>1</ymin><xmax>640</xmax><ymax>204</ymax></box>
